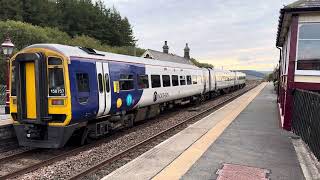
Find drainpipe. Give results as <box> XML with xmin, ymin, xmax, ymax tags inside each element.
<box><xmin>276</xmin><ymin>46</ymin><xmax>282</xmax><ymax>103</ymax></box>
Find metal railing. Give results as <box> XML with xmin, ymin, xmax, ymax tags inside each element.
<box><xmin>0</xmin><ymin>85</ymin><xmax>6</xmax><ymax>106</ymax></box>
<box><xmin>292</xmin><ymin>89</ymin><xmax>320</xmax><ymax>160</ymax></box>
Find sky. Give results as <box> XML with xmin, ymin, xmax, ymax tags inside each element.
<box><xmin>103</xmin><ymin>0</ymin><xmax>294</xmax><ymax>71</ymax></box>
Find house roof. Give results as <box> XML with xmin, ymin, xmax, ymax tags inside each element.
<box><xmin>276</xmin><ymin>0</ymin><xmax>320</xmax><ymax>47</ymax></box>
<box><xmin>142</xmin><ymin>49</ymin><xmax>193</xmax><ymax>65</ymax></box>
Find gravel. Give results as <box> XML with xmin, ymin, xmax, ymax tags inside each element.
<box><xmin>15</xmin><ymin>81</ymin><xmax>260</xmax><ymax>180</ymax></box>
<box><xmin>0</xmin><ymin>147</ymin><xmax>32</xmax><ymax>160</ymax></box>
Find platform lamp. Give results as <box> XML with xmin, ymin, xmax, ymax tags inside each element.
<box><xmin>1</xmin><ymin>35</ymin><xmax>15</xmax><ymax>114</ymax></box>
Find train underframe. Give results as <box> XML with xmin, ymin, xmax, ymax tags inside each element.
<box><xmin>14</xmin><ymin>83</ymin><xmax>246</xmax><ymax>148</ymax></box>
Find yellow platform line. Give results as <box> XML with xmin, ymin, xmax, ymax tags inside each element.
<box><xmin>152</xmin><ymin>83</ymin><xmax>267</xmax><ymax>180</ymax></box>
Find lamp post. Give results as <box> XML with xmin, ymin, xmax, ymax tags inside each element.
<box><xmin>1</xmin><ymin>35</ymin><xmax>15</xmax><ymax>114</ymax></box>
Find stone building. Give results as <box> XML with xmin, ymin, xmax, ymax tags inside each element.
<box><xmin>141</xmin><ymin>41</ymin><xmax>193</xmax><ymax>65</ymax></box>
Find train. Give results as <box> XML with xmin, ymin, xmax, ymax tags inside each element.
<box><xmin>9</xmin><ymin>44</ymin><xmax>246</xmax><ymax>148</ymax></box>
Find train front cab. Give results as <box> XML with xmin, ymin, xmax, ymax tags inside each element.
<box><xmin>10</xmin><ymin>48</ymin><xmax>74</xmax><ymax>148</ymax></box>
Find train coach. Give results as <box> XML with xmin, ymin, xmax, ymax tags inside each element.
<box><xmin>9</xmin><ymin>44</ymin><xmax>245</xmax><ymax>148</ymax></box>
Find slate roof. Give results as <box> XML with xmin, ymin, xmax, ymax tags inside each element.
<box><xmin>142</xmin><ymin>49</ymin><xmax>193</xmax><ymax>65</ymax></box>
<box><xmin>285</xmin><ymin>0</ymin><xmax>320</xmax><ymax>8</ymax></box>
<box><xmin>276</xmin><ymin>0</ymin><xmax>320</xmax><ymax>47</ymax></box>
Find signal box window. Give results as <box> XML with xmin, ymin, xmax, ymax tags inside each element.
<box><xmin>297</xmin><ymin>23</ymin><xmax>320</xmax><ymax>71</ymax></box>
<box><xmin>162</xmin><ymin>75</ymin><xmax>171</xmax><ymax>87</ymax></box>
<box><xmin>76</xmin><ymin>73</ymin><xmax>90</xmax><ymax>92</ymax></box>
<box><xmin>138</xmin><ymin>75</ymin><xmax>149</xmax><ymax>89</ymax></box>
<box><xmin>120</xmin><ymin>74</ymin><xmax>134</xmax><ymax>90</ymax></box>
<box><xmin>186</xmin><ymin>75</ymin><xmax>192</xmax><ymax>85</ymax></box>
<box><xmin>180</xmin><ymin>76</ymin><xmax>186</xmax><ymax>85</ymax></box>
<box><xmin>151</xmin><ymin>75</ymin><xmax>161</xmax><ymax>88</ymax></box>
<box><xmin>172</xmin><ymin>75</ymin><xmax>179</xmax><ymax>86</ymax></box>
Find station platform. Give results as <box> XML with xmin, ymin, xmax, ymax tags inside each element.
<box><xmin>102</xmin><ymin>83</ymin><xmax>305</xmax><ymax>180</ymax></box>
<box><xmin>0</xmin><ymin>118</ymin><xmax>12</xmax><ymax>126</ymax></box>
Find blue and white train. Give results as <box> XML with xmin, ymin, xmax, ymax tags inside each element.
<box><xmin>9</xmin><ymin>44</ymin><xmax>245</xmax><ymax>148</ymax></box>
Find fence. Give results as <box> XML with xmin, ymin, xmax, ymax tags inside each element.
<box><xmin>292</xmin><ymin>89</ymin><xmax>320</xmax><ymax>160</ymax></box>
<box><xmin>0</xmin><ymin>85</ymin><xmax>6</xmax><ymax>106</ymax></box>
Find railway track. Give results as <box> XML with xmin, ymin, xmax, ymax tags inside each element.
<box><xmin>0</xmin><ymin>143</ymin><xmax>104</xmax><ymax>180</ymax></box>
<box><xmin>0</xmin><ymin>138</ymin><xmax>18</xmax><ymax>153</ymax></box>
<box><xmin>1</xmin><ymin>82</ymin><xmax>259</xmax><ymax>180</ymax></box>
<box><xmin>68</xmin><ymin>82</ymin><xmax>260</xmax><ymax>180</ymax></box>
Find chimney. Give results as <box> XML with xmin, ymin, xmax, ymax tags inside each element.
<box><xmin>163</xmin><ymin>41</ymin><xmax>169</xmax><ymax>54</ymax></box>
<box><xmin>184</xmin><ymin>43</ymin><xmax>190</xmax><ymax>59</ymax></box>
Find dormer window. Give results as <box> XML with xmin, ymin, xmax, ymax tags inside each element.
<box><xmin>144</xmin><ymin>54</ymin><xmax>153</xmax><ymax>59</ymax></box>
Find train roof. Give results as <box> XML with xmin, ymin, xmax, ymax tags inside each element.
<box><xmin>25</xmin><ymin>44</ymin><xmax>200</xmax><ymax>70</ymax></box>
<box><xmin>24</xmin><ymin>44</ymin><xmax>245</xmax><ymax>75</ymax></box>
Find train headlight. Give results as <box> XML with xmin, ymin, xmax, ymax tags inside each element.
<box><xmin>51</xmin><ymin>99</ymin><xmax>64</xmax><ymax>105</ymax></box>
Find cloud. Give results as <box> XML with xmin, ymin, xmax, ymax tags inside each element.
<box><xmin>103</xmin><ymin>0</ymin><xmax>293</xmax><ymax>71</ymax></box>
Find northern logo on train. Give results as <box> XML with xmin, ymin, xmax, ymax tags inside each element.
<box><xmin>153</xmin><ymin>91</ymin><xmax>169</xmax><ymax>102</ymax></box>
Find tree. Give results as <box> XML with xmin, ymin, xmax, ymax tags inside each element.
<box><xmin>190</xmin><ymin>58</ymin><xmax>214</xmax><ymax>68</ymax></box>
<box><xmin>0</xmin><ymin>0</ymin><xmax>136</xmax><ymax>47</ymax></box>
<box><xmin>0</xmin><ymin>0</ymin><xmax>23</xmax><ymax>21</ymax></box>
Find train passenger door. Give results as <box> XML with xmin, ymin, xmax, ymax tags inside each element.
<box><xmin>25</xmin><ymin>62</ymin><xmax>37</xmax><ymax>119</ymax></box>
<box><xmin>96</xmin><ymin>62</ymin><xmax>105</xmax><ymax>117</ymax></box>
<box><xmin>102</xmin><ymin>63</ymin><xmax>111</xmax><ymax>115</ymax></box>
<box><xmin>14</xmin><ymin>53</ymin><xmax>48</xmax><ymax>123</ymax></box>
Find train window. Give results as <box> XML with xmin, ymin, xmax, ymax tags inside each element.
<box><xmin>172</xmin><ymin>75</ymin><xmax>179</xmax><ymax>86</ymax></box>
<box><xmin>192</xmin><ymin>75</ymin><xmax>197</xmax><ymax>84</ymax></box>
<box><xmin>105</xmin><ymin>74</ymin><xmax>110</xmax><ymax>92</ymax></box>
<box><xmin>180</xmin><ymin>76</ymin><xmax>186</xmax><ymax>85</ymax></box>
<box><xmin>162</xmin><ymin>75</ymin><xmax>171</xmax><ymax>87</ymax></box>
<box><xmin>49</xmin><ymin>67</ymin><xmax>65</xmax><ymax>96</ymax></box>
<box><xmin>98</xmin><ymin>74</ymin><xmax>103</xmax><ymax>93</ymax></box>
<box><xmin>151</xmin><ymin>75</ymin><xmax>161</xmax><ymax>88</ymax></box>
<box><xmin>186</xmin><ymin>75</ymin><xmax>192</xmax><ymax>85</ymax></box>
<box><xmin>198</xmin><ymin>75</ymin><xmax>202</xmax><ymax>83</ymax></box>
<box><xmin>11</xmin><ymin>64</ymin><xmax>16</xmax><ymax>96</ymax></box>
<box><xmin>119</xmin><ymin>74</ymin><xmax>134</xmax><ymax>91</ymax></box>
<box><xmin>48</xmin><ymin>57</ymin><xmax>63</xmax><ymax>65</ymax></box>
<box><xmin>76</xmin><ymin>73</ymin><xmax>90</xmax><ymax>92</ymax></box>
<box><xmin>138</xmin><ymin>75</ymin><xmax>149</xmax><ymax>89</ymax></box>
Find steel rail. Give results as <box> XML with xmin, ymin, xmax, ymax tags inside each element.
<box><xmin>68</xmin><ymin>83</ymin><xmax>259</xmax><ymax>180</ymax></box>
<box><xmin>0</xmin><ymin>148</ymin><xmax>38</xmax><ymax>163</ymax></box>
<box><xmin>0</xmin><ymin>138</ymin><xmax>110</xmax><ymax>180</ymax></box>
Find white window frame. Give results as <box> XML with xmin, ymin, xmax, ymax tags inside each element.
<box><xmin>295</xmin><ymin>23</ymin><xmax>320</xmax><ymax>75</ymax></box>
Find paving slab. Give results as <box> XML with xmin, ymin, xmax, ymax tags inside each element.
<box><xmin>181</xmin><ymin>84</ymin><xmax>304</xmax><ymax>180</ymax></box>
